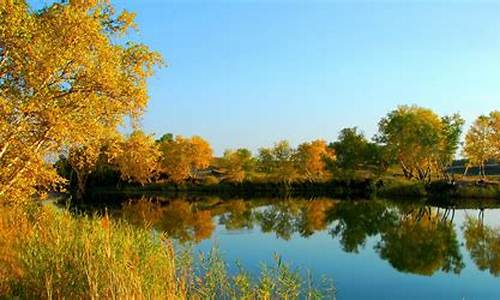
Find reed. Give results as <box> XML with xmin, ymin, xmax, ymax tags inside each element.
<box><xmin>0</xmin><ymin>203</ymin><xmax>335</xmax><ymax>299</ymax></box>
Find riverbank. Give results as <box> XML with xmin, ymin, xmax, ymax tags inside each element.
<box><xmin>85</xmin><ymin>178</ymin><xmax>500</xmax><ymax>202</ymax></box>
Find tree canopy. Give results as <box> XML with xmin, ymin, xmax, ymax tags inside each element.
<box><xmin>377</xmin><ymin>105</ymin><xmax>464</xmax><ymax>182</ymax></box>
<box><xmin>159</xmin><ymin>135</ymin><xmax>213</xmax><ymax>183</ymax></box>
<box><xmin>0</xmin><ymin>0</ymin><xmax>162</xmax><ymax>203</ymax></box>
<box><xmin>463</xmin><ymin>111</ymin><xmax>499</xmax><ymax>177</ymax></box>
<box><xmin>295</xmin><ymin>139</ymin><xmax>335</xmax><ymax>182</ymax></box>
<box><xmin>115</xmin><ymin>131</ymin><xmax>160</xmax><ymax>185</ymax></box>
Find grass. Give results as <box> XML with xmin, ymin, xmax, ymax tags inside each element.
<box><xmin>0</xmin><ymin>203</ymin><xmax>335</xmax><ymax>299</ymax></box>
<box><xmin>377</xmin><ymin>178</ymin><xmax>427</xmax><ymax>198</ymax></box>
<box><xmin>454</xmin><ymin>185</ymin><xmax>500</xmax><ymax>199</ymax></box>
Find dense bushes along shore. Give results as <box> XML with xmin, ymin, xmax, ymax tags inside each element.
<box><xmin>87</xmin><ymin>178</ymin><xmax>500</xmax><ymax>202</ymax></box>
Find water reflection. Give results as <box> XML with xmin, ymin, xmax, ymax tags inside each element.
<box><xmin>327</xmin><ymin>200</ymin><xmax>396</xmax><ymax>253</ymax></box>
<box><xmin>376</xmin><ymin>207</ymin><xmax>464</xmax><ymax>276</ymax></box>
<box><xmin>121</xmin><ymin>198</ymin><xmax>215</xmax><ymax>242</ymax></box>
<box><xmin>117</xmin><ymin>196</ymin><xmax>500</xmax><ymax>277</ymax></box>
<box><xmin>463</xmin><ymin>215</ymin><xmax>500</xmax><ymax>276</ymax></box>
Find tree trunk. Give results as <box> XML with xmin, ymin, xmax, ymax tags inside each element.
<box><xmin>74</xmin><ymin>171</ymin><xmax>88</xmax><ymax>201</ymax></box>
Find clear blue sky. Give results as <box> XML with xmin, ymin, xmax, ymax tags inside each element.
<box><xmin>36</xmin><ymin>0</ymin><xmax>500</xmax><ymax>155</ymax></box>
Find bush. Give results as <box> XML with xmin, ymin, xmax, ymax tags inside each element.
<box><xmin>455</xmin><ymin>185</ymin><xmax>500</xmax><ymax>199</ymax></box>
<box><xmin>203</xmin><ymin>175</ymin><xmax>220</xmax><ymax>186</ymax></box>
<box><xmin>377</xmin><ymin>179</ymin><xmax>427</xmax><ymax>198</ymax></box>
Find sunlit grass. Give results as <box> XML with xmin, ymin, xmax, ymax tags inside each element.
<box><xmin>0</xmin><ymin>203</ymin><xmax>335</xmax><ymax>299</ymax></box>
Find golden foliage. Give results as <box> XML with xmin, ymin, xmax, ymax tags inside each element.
<box><xmin>295</xmin><ymin>139</ymin><xmax>335</xmax><ymax>181</ymax></box>
<box><xmin>0</xmin><ymin>0</ymin><xmax>162</xmax><ymax>203</ymax></box>
<box><xmin>464</xmin><ymin>217</ymin><xmax>500</xmax><ymax>276</ymax></box>
<box><xmin>125</xmin><ymin>199</ymin><xmax>215</xmax><ymax>242</ymax></box>
<box><xmin>219</xmin><ymin>149</ymin><xmax>254</xmax><ymax>183</ymax></box>
<box><xmin>159</xmin><ymin>136</ymin><xmax>213</xmax><ymax>183</ymax></box>
<box><xmin>463</xmin><ymin>111</ymin><xmax>500</xmax><ymax>176</ymax></box>
<box><xmin>115</xmin><ymin>130</ymin><xmax>160</xmax><ymax>185</ymax></box>
<box><xmin>67</xmin><ymin>131</ymin><xmax>122</xmax><ymax>199</ymax></box>
<box><xmin>378</xmin><ymin>105</ymin><xmax>463</xmax><ymax>182</ymax></box>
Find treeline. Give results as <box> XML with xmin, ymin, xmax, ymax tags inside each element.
<box><xmin>57</xmin><ymin>106</ymin><xmax>499</xmax><ymax>200</ymax></box>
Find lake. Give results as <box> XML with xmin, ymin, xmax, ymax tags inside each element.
<box><xmin>81</xmin><ymin>196</ymin><xmax>500</xmax><ymax>299</ymax></box>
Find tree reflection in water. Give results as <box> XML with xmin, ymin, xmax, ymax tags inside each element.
<box><xmin>218</xmin><ymin>200</ymin><xmax>255</xmax><ymax>231</ymax></box>
<box><xmin>121</xmin><ymin>198</ymin><xmax>215</xmax><ymax>242</ymax></box>
<box><xmin>116</xmin><ymin>196</ymin><xmax>500</xmax><ymax>277</ymax></box>
<box><xmin>326</xmin><ymin>200</ymin><xmax>397</xmax><ymax>253</ymax></box>
<box><xmin>376</xmin><ymin>206</ymin><xmax>463</xmax><ymax>276</ymax></box>
<box><xmin>463</xmin><ymin>213</ymin><xmax>500</xmax><ymax>276</ymax></box>
<box><xmin>255</xmin><ymin>200</ymin><xmax>303</xmax><ymax>241</ymax></box>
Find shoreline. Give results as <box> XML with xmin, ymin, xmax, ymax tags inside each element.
<box><xmin>80</xmin><ymin>178</ymin><xmax>500</xmax><ymax>202</ymax></box>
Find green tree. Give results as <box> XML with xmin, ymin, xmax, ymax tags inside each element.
<box><xmin>328</xmin><ymin>128</ymin><xmax>388</xmax><ymax>179</ymax></box>
<box><xmin>438</xmin><ymin>114</ymin><xmax>465</xmax><ymax>178</ymax></box>
<box><xmin>257</xmin><ymin>141</ymin><xmax>299</xmax><ymax>185</ymax></box>
<box><xmin>377</xmin><ymin>105</ymin><xmax>463</xmax><ymax>182</ymax></box>
<box><xmin>156</xmin><ymin>133</ymin><xmax>174</xmax><ymax>144</ymax></box>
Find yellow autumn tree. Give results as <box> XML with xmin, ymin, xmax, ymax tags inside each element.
<box><xmin>67</xmin><ymin>130</ymin><xmax>123</xmax><ymax>200</ymax></box>
<box><xmin>490</xmin><ymin>111</ymin><xmax>500</xmax><ymax>160</ymax></box>
<box><xmin>68</xmin><ymin>142</ymin><xmax>102</xmax><ymax>200</ymax></box>
<box><xmin>295</xmin><ymin>140</ymin><xmax>335</xmax><ymax>182</ymax></box>
<box><xmin>159</xmin><ymin>136</ymin><xmax>213</xmax><ymax>183</ymax></box>
<box><xmin>218</xmin><ymin>148</ymin><xmax>255</xmax><ymax>183</ymax></box>
<box><xmin>0</xmin><ymin>0</ymin><xmax>162</xmax><ymax>204</ymax></box>
<box><xmin>463</xmin><ymin>111</ymin><xmax>499</xmax><ymax>177</ymax></box>
<box><xmin>378</xmin><ymin>105</ymin><xmax>464</xmax><ymax>182</ymax></box>
<box><xmin>115</xmin><ymin>130</ymin><xmax>161</xmax><ymax>185</ymax></box>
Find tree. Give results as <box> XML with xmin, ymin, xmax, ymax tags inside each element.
<box><xmin>257</xmin><ymin>141</ymin><xmax>299</xmax><ymax>185</ymax></box>
<box><xmin>68</xmin><ymin>142</ymin><xmax>103</xmax><ymax>200</ymax></box>
<box><xmin>294</xmin><ymin>140</ymin><xmax>335</xmax><ymax>182</ymax></box>
<box><xmin>159</xmin><ymin>136</ymin><xmax>213</xmax><ymax>184</ymax></box>
<box><xmin>377</xmin><ymin>105</ymin><xmax>463</xmax><ymax>182</ymax></box>
<box><xmin>463</xmin><ymin>111</ymin><xmax>499</xmax><ymax>177</ymax></box>
<box><xmin>156</xmin><ymin>133</ymin><xmax>173</xmax><ymax>144</ymax></box>
<box><xmin>438</xmin><ymin>114</ymin><xmax>465</xmax><ymax>178</ymax></box>
<box><xmin>219</xmin><ymin>148</ymin><xmax>255</xmax><ymax>183</ymax></box>
<box><xmin>328</xmin><ymin>128</ymin><xmax>388</xmax><ymax>179</ymax></box>
<box><xmin>67</xmin><ymin>133</ymin><xmax>122</xmax><ymax>200</ymax></box>
<box><xmin>329</xmin><ymin>128</ymin><xmax>370</xmax><ymax>178</ymax></box>
<box><xmin>0</xmin><ymin>0</ymin><xmax>162</xmax><ymax>203</ymax></box>
<box><xmin>491</xmin><ymin>111</ymin><xmax>500</xmax><ymax>160</ymax></box>
<box><xmin>115</xmin><ymin>131</ymin><xmax>161</xmax><ymax>185</ymax></box>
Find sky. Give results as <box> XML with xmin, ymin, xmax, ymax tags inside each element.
<box><xmin>35</xmin><ymin>0</ymin><xmax>500</xmax><ymax>155</ymax></box>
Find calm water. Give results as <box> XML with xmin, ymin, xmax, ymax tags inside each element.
<box><xmin>92</xmin><ymin>196</ymin><xmax>500</xmax><ymax>299</ymax></box>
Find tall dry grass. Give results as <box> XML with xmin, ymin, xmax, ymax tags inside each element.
<box><xmin>0</xmin><ymin>204</ymin><xmax>183</xmax><ymax>299</ymax></box>
<box><xmin>0</xmin><ymin>203</ymin><xmax>335</xmax><ymax>299</ymax></box>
